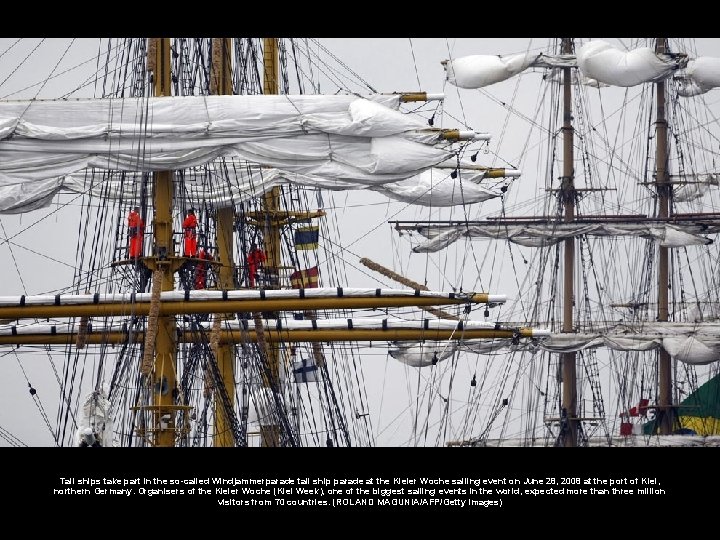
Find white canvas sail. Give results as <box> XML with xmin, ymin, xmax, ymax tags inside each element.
<box><xmin>443</xmin><ymin>52</ymin><xmax>537</xmax><ymax>89</ymax></box>
<box><xmin>444</xmin><ymin>41</ymin><xmax>691</xmax><ymax>91</ymax></box>
<box><xmin>383</xmin><ymin>322</ymin><xmax>720</xmax><ymax>367</ymax></box>
<box><xmin>74</xmin><ymin>388</ymin><xmax>114</xmax><ymax>447</ymax></box>
<box><xmin>576</xmin><ymin>40</ymin><xmax>682</xmax><ymax>87</ymax></box>
<box><xmin>412</xmin><ymin>222</ymin><xmax>719</xmax><ymax>252</ymax></box>
<box><xmin>0</xmin><ymin>95</ymin><xmax>496</xmax><ymax>213</ymax></box>
<box><xmin>538</xmin><ymin>323</ymin><xmax>720</xmax><ymax>366</ymax></box>
<box><xmin>0</xmin><ymin>95</ymin><xmax>465</xmax><ymax>190</ymax></box>
<box><xmin>371</xmin><ymin>170</ymin><xmax>500</xmax><ymax>206</ymax></box>
<box><xmin>676</xmin><ymin>56</ymin><xmax>720</xmax><ymax>96</ymax></box>
<box><xmin>0</xmin><ymin>165</ymin><xmax>505</xmax><ymax>214</ymax></box>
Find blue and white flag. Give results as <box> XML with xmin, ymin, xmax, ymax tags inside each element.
<box><xmin>293</xmin><ymin>358</ymin><xmax>318</xmax><ymax>383</ymax></box>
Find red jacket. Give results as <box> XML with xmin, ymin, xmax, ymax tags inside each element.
<box><xmin>127</xmin><ymin>211</ymin><xmax>144</xmax><ymax>237</ymax></box>
<box><xmin>183</xmin><ymin>214</ymin><xmax>198</xmax><ymax>232</ymax></box>
<box><xmin>248</xmin><ymin>248</ymin><xmax>266</xmax><ymax>266</ymax></box>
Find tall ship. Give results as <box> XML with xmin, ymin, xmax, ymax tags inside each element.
<box><xmin>0</xmin><ymin>37</ymin><xmax>719</xmax><ymax>447</ymax></box>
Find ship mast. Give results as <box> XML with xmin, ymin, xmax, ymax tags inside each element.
<box><xmin>655</xmin><ymin>37</ymin><xmax>675</xmax><ymax>434</ymax></box>
<box><xmin>146</xmin><ymin>38</ymin><xmax>180</xmax><ymax>447</ymax></box>
<box><xmin>210</xmin><ymin>37</ymin><xmax>236</xmax><ymax>447</ymax></box>
<box><xmin>260</xmin><ymin>38</ymin><xmax>283</xmax><ymax>447</ymax></box>
<box><xmin>560</xmin><ymin>37</ymin><xmax>578</xmax><ymax>447</ymax></box>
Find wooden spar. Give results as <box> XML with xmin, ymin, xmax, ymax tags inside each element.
<box><xmin>0</xmin><ymin>292</ymin><xmax>499</xmax><ymax>320</ymax></box>
<box><xmin>0</xmin><ymin>326</ymin><xmax>541</xmax><ymax>346</ymax></box>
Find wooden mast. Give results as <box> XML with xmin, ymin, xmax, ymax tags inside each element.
<box><xmin>560</xmin><ymin>37</ymin><xmax>578</xmax><ymax>447</ymax></box>
<box><xmin>147</xmin><ymin>38</ymin><xmax>179</xmax><ymax>447</ymax></box>
<box><xmin>260</xmin><ymin>37</ymin><xmax>282</xmax><ymax>447</ymax></box>
<box><xmin>210</xmin><ymin>37</ymin><xmax>236</xmax><ymax>447</ymax></box>
<box><xmin>655</xmin><ymin>37</ymin><xmax>675</xmax><ymax>434</ymax></box>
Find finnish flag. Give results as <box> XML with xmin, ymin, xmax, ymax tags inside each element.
<box><xmin>293</xmin><ymin>358</ymin><xmax>318</xmax><ymax>383</ymax></box>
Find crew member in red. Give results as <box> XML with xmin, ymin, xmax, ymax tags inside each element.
<box><xmin>194</xmin><ymin>248</ymin><xmax>213</xmax><ymax>289</ymax></box>
<box><xmin>247</xmin><ymin>243</ymin><xmax>266</xmax><ymax>287</ymax></box>
<box><xmin>182</xmin><ymin>208</ymin><xmax>198</xmax><ymax>257</ymax></box>
<box><xmin>127</xmin><ymin>206</ymin><xmax>145</xmax><ymax>259</ymax></box>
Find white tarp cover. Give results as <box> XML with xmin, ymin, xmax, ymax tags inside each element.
<box><xmin>0</xmin><ymin>95</ymin><xmax>456</xmax><ymax>207</ymax></box>
<box><xmin>677</xmin><ymin>57</ymin><xmax>720</xmax><ymax>96</ymax></box>
<box><xmin>576</xmin><ymin>40</ymin><xmax>678</xmax><ymax>87</ymax></box>
<box><xmin>412</xmin><ymin>222</ymin><xmax>719</xmax><ymax>252</ymax></box>
<box><xmin>444</xmin><ymin>52</ymin><xmax>537</xmax><ymax>89</ymax></box>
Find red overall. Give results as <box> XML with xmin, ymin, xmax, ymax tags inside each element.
<box><xmin>182</xmin><ymin>213</ymin><xmax>198</xmax><ymax>257</ymax></box>
<box><xmin>127</xmin><ymin>211</ymin><xmax>144</xmax><ymax>258</ymax></box>
<box><xmin>194</xmin><ymin>249</ymin><xmax>212</xmax><ymax>289</ymax></box>
<box><xmin>247</xmin><ymin>247</ymin><xmax>266</xmax><ymax>287</ymax></box>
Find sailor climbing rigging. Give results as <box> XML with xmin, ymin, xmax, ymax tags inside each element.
<box><xmin>182</xmin><ymin>208</ymin><xmax>198</xmax><ymax>257</ymax></box>
<box><xmin>127</xmin><ymin>206</ymin><xmax>144</xmax><ymax>259</ymax></box>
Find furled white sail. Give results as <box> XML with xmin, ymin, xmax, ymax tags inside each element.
<box><xmin>445</xmin><ymin>42</ymin><xmax>696</xmax><ymax>91</ymax></box>
<box><xmin>0</xmin><ymin>95</ymin><xmax>498</xmax><ymax>214</ymax></box>
<box><xmin>74</xmin><ymin>387</ymin><xmax>114</xmax><ymax>447</ymax></box>
<box><xmin>2</xmin><ymin>317</ymin><xmax>551</xmax><ymax>372</ymax></box>
<box><xmin>576</xmin><ymin>40</ymin><xmax>681</xmax><ymax>87</ymax></box>
<box><xmin>672</xmin><ymin>174</ymin><xmax>720</xmax><ymax>202</ymax></box>
<box><xmin>385</xmin><ymin>322</ymin><xmax>720</xmax><ymax>367</ymax></box>
<box><xmin>539</xmin><ymin>323</ymin><xmax>720</xmax><ymax>365</ymax></box>
<box><xmin>0</xmin><ymin>165</ymin><xmax>504</xmax><ymax>214</ymax></box>
<box><xmin>390</xmin><ymin>338</ymin><xmax>537</xmax><ymax>367</ymax></box>
<box><xmin>412</xmin><ymin>222</ymin><xmax>719</xmax><ymax>253</ymax></box>
<box><xmin>390</xmin><ymin>342</ymin><xmax>457</xmax><ymax>367</ymax></box>
<box><xmin>677</xmin><ymin>57</ymin><xmax>720</xmax><ymax>96</ymax></box>
<box><xmin>443</xmin><ymin>52</ymin><xmax>579</xmax><ymax>89</ymax></box>
<box><xmin>443</xmin><ymin>53</ymin><xmax>537</xmax><ymax>89</ymax></box>
<box><xmin>542</xmin><ymin>68</ymin><xmax>609</xmax><ymax>88</ymax></box>
<box><xmin>371</xmin><ymin>170</ymin><xmax>500</xmax><ymax>206</ymax></box>
<box><xmin>0</xmin><ymin>168</ymin><xmax>287</xmax><ymax>214</ymax></box>
<box><xmin>0</xmin><ymin>95</ymin><xmax>459</xmax><ymax>192</ymax></box>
